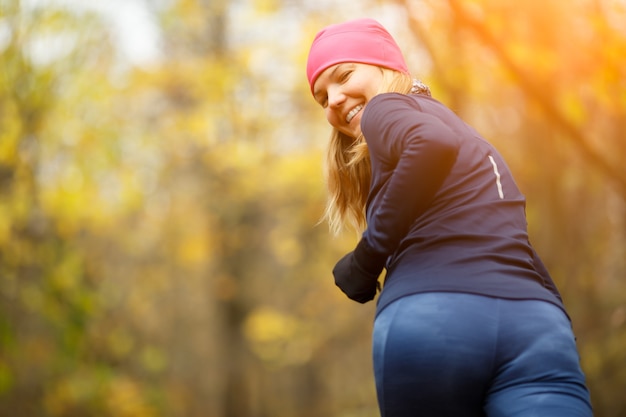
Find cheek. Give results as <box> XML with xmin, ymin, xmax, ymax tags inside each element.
<box><xmin>325</xmin><ymin>109</ymin><xmax>341</xmax><ymax>128</ymax></box>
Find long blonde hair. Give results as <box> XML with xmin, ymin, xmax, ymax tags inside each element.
<box><xmin>322</xmin><ymin>68</ymin><xmax>414</xmax><ymax>235</ymax></box>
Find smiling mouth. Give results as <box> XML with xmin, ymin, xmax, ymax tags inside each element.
<box><xmin>346</xmin><ymin>105</ymin><xmax>364</xmax><ymax>123</ymax></box>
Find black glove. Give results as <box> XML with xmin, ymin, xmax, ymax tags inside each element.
<box><xmin>332</xmin><ymin>239</ymin><xmax>387</xmax><ymax>303</ymax></box>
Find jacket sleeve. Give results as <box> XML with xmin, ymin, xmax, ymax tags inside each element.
<box><xmin>353</xmin><ymin>94</ymin><xmax>460</xmax><ymax>274</ymax></box>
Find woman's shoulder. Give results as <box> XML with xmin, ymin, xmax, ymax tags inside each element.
<box><xmin>369</xmin><ymin>92</ymin><xmax>418</xmax><ymax>106</ymax></box>
<box><xmin>366</xmin><ymin>92</ymin><xmax>455</xmax><ymax>122</ymax></box>
<box><xmin>368</xmin><ymin>92</ymin><xmax>447</xmax><ymax>113</ymax></box>
<box><xmin>364</xmin><ymin>93</ymin><xmax>422</xmax><ymax>123</ymax></box>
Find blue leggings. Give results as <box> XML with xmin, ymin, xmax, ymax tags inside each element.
<box><xmin>373</xmin><ymin>293</ymin><xmax>593</xmax><ymax>417</ymax></box>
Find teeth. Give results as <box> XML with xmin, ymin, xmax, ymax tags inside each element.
<box><xmin>346</xmin><ymin>105</ymin><xmax>363</xmax><ymax>123</ymax></box>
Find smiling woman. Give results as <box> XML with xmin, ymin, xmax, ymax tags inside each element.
<box><xmin>313</xmin><ymin>63</ymin><xmax>385</xmax><ymax>137</ymax></box>
<box><xmin>306</xmin><ymin>19</ymin><xmax>431</xmax><ymax>234</ymax></box>
<box><xmin>305</xmin><ymin>17</ymin><xmax>593</xmax><ymax>417</ymax></box>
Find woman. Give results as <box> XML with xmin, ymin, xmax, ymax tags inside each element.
<box><xmin>306</xmin><ymin>18</ymin><xmax>593</xmax><ymax>417</ymax></box>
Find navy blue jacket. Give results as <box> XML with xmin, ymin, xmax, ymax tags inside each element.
<box><xmin>354</xmin><ymin>93</ymin><xmax>566</xmax><ymax>317</ymax></box>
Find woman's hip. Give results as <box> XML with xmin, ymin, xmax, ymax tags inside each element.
<box><xmin>372</xmin><ymin>292</ymin><xmax>591</xmax><ymax>416</ymax></box>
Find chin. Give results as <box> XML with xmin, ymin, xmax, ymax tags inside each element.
<box><xmin>346</xmin><ymin>123</ymin><xmax>362</xmax><ymax>139</ymax></box>
<box><xmin>341</xmin><ymin>129</ymin><xmax>359</xmax><ymax>139</ymax></box>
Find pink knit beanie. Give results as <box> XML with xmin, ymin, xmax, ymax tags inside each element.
<box><xmin>306</xmin><ymin>18</ymin><xmax>409</xmax><ymax>95</ymax></box>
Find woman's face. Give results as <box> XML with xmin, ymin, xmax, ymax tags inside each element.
<box><xmin>313</xmin><ymin>63</ymin><xmax>383</xmax><ymax>139</ymax></box>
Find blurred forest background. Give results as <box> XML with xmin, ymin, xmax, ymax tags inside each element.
<box><xmin>0</xmin><ymin>0</ymin><xmax>625</xmax><ymax>416</ymax></box>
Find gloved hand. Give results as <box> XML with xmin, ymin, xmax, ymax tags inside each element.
<box><xmin>332</xmin><ymin>239</ymin><xmax>387</xmax><ymax>303</ymax></box>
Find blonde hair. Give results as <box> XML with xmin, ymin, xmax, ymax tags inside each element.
<box><xmin>323</xmin><ymin>68</ymin><xmax>414</xmax><ymax>235</ymax></box>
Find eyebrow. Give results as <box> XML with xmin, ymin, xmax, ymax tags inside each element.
<box><xmin>313</xmin><ymin>64</ymin><xmax>345</xmax><ymax>101</ymax></box>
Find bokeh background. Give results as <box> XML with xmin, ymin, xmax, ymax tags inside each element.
<box><xmin>1</xmin><ymin>0</ymin><xmax>625</xmax><ymax>416</ymax></box>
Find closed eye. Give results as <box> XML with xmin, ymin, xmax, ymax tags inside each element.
<box><xmin>339</xmin><ymin>70</ymin><xmax>352</xmax><ymax>83</ymax></box>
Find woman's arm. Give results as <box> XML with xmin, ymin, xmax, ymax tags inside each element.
<box><xmin>355</xmin><ymin>93</ymin><xmax>460</xmax><ymax>276</ymax></box>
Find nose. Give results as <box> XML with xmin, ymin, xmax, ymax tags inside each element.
<box><xmin>327</xmin><ymin>86</ymin><xmax>346</xmax><ymax>109</ymax></box>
